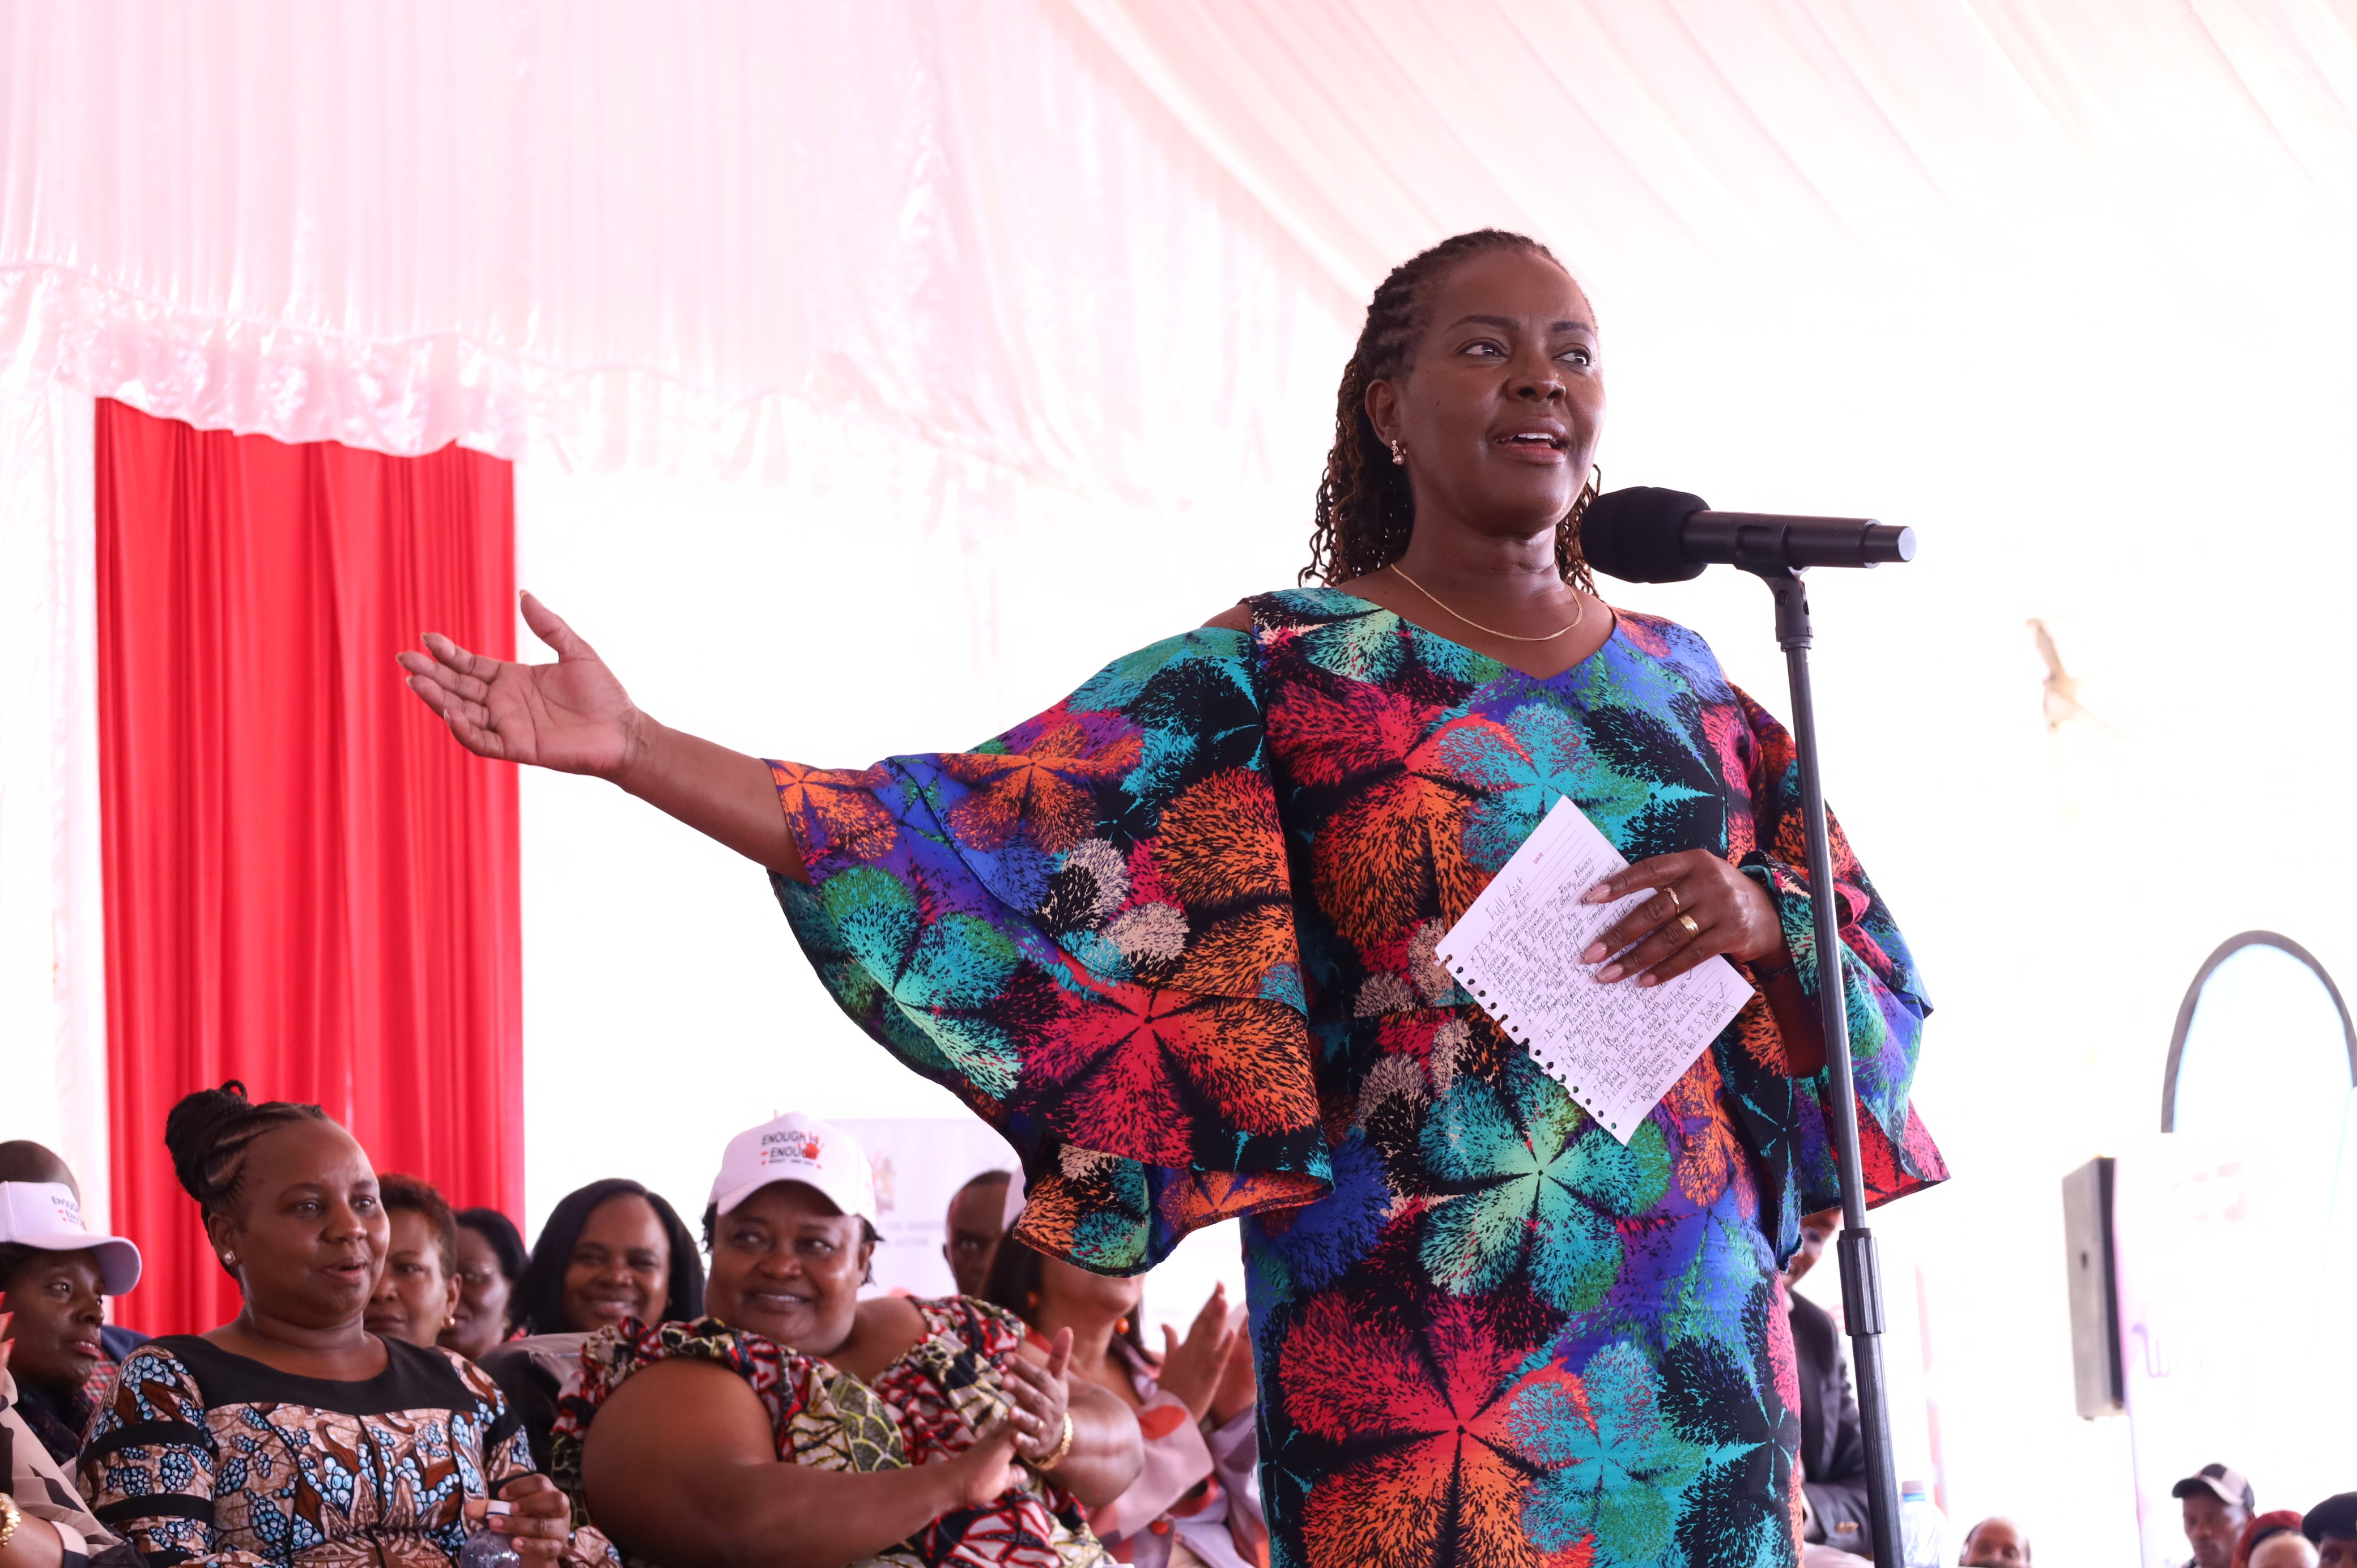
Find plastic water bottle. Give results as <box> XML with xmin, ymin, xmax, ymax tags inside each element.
<box><xmin>461</xmin><ymin>1501</ymin><xmax>523</xmax><ymax>1568</ymax></box>
<box><xmin>1897</xmin><ymin>1480</ymin><xmax>1945</xmax><ymax>1568</ymax></box>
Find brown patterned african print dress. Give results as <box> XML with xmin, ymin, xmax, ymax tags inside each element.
<box><xmin>80</xmin><ymin>1336</ymin><xmax>617</xmax><ymax>1568</ymax></box>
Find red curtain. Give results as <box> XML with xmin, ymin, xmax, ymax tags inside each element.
<box><xmin>95</xmin><ymin>400</ymin><xmax>522</xmax><ymax>1336</ymax></box>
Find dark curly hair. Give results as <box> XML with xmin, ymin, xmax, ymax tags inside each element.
<box><xmin>1303</xmin><ymin>228</ymin><xmax>1598</xmax><ymax>594</ymax></box>
<box><xmin>376</xmin><ymin>1173</ymin><xmax>459</xmax><ymax>1273</ymax></box>
<box><xmin>163</xmin><ymin>1081</ymin><xmax>331</xmax><ymax>1219</ymax></box>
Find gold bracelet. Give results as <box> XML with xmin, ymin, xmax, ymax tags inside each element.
<box><xmin>1029</xmin><ymin>1412</ymin><xmax>1075</xmax><ymax>1472</ymax></box>
<box><xmin>0</xmin><ymin>1492</ymin><xmax>25</xmax><ymax>1555</ymax></box>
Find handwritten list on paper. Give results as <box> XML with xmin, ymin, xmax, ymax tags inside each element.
<box><xmin>1435</xmin><ymin>798</ymin><xmax>1755</xmax><ymax>1144</ymax></box>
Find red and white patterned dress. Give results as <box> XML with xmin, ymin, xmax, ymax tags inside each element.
<box><xmin>550</xmin><ymin>1299</ymin><xmax>1108</xmax><ymax>1568</ymax></box>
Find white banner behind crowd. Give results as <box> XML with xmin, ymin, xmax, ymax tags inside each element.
<box><xmin>832</xmin><ymin>1117</ymin><xmax>1020</xmax><ymax>1301</ymax></box>
<box><xmin>6</xmin><ymin>6</ymin><xmax>2357</xmax><ymax>1560</ymax></box>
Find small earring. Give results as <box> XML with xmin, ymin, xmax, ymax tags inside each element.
<box><xmin>1389</xmin><ymin>440</ymin><xmax>1407</xmax><ymax>467</ymax></box>
<box><xmin>1026</xmin><ymin>1290</ymin><xmax>1039</xmax><ymax>1310</ymax></box>
<box><xmin>1115</xmin><ymin>1316</ymin><xmax>1130</xmax><ymax>1336</ymax></box>
<box><xmin>445</xmin><ymin>1314</ymin><xmax>459</xmax><ymax>1329</ymax></box>
<box><xmin>222</xmin><ymin>1251</ymin><xmax>237</xmax><ymax>1267</ymax></box>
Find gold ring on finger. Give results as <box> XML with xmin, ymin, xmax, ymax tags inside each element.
<box><xmin>1677</xmin><ymin>913</ymin><xmax>1700</xmax><ymax>936</ymax></box>
<box><xmin>1665</xmin><ymin>885</ymin><xmax>1681</xmax><ymax>912</ymax></box>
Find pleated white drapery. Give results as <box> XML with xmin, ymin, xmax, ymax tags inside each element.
<box><xmin>0</xmin><ymin>384</ymin><xmax>106</xmax><ymax>1226</ymax></box>
<box><xmin>0</xmin><ymin>0</ymin><xmax>1351</xmax><ymax>490</ymax></box>
<box><xmin>8</xmin><ymin>0</ymin><xmax>2355</xmax><ymax>473</ymax></box>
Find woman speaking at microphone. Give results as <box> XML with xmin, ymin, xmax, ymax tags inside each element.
<box><xmin>402</xmin><ymin>228</ymin><xmax>1944</xmax><ymax>1568</ymax></box>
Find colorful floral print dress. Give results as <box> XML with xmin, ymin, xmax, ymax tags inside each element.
<box><xmin>546</xmin><ymin>1302</ymin><xmax>1107</xmax><ymax>1567</ymax></box>
<box><xmin>79</xmin><ymin>1335</ymin><xmax>618</xmax><ymax>1568</ymax></box>
<box><xmin>767</xmin><ymin>589</ymin><xmax>1945</xmax><ymax>1568</ymax></box>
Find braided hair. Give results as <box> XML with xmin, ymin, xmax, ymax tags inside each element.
<box><xmin>1303</xmin><ymin>228</ymin><xmax>1598</xmax><ymax>594</ymax></box>
<box><xmin>163</xmin><ymin>1081</ymin><xmax>330</xmax><ymax>1218</ymax></box>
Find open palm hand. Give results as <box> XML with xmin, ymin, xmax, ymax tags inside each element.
<box><xmin>397</xmin><ymin>593</ymin><xmax>640</xmax><ymax>779</ymax></box>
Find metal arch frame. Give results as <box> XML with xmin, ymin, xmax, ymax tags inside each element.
<box><xmin>2160</xmin><ymin>929</ymin><xmax>2357</xmax><ymax>1133</ymax></box>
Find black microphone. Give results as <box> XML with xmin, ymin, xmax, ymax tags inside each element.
<box><xmin>1580</xmin><ymin>486</ymin><xmax>1916</xmax><ymax>583</ymax></box>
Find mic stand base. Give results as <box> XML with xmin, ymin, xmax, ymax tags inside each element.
<box><xmin>1748</xmin><ymin>565</ymin><xmax>1905</xmax><ymax>1568</ymax></box>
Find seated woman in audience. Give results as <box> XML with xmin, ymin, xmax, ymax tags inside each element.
<box><xmin>5</xmin><ymin>1327</ymin><xmax>137</xmax><ymax>1568</ymax></box>
<box><xmin>0</xmin><ymin>1170</ymin><xmax>144</xmax><ymax>1465</ymax></box>
<box><xmin>365</xmin><ymin>1173</ymin><xmax>462</xmax><ymax>1350</ymax></box>
<box><xmin>514</xmin><ymin>1181</ymin><xmax>702</xmax><ymax>1339</ymax></box>
<box><xmin>442</xmin><ymin>1208</ymin><xmax>529</xmax><ymax>1361</ymax></box>
<box><xmin>985</xmin><ymin>1185</ymin><xmax>1265</xmax><ymax>1568</ymax></box>
<box><xmin>483</xmin><ymin>1181</ymin><xmax>703</xmax><ymax>1470</ymax></box>
<box><xmin>551</xmin><ymin>1113</ymin><xmax>1141</xmax><ymax>1568</ymax></box>
<box><xmin>79</xmin><ymin>1083</ymin><xmax>615</xmax><ymax>1568</ymax></box>
<box><xmin>0</xmin><ymin>1144</ymin><xmax>149</xmax><ymax>1380</ymax></box>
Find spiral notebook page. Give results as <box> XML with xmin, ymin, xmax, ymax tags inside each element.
<box><xmin>1435</xmin><ymin>798</ymin><xmax>1755</xmax><ymax>1143</ymax></box>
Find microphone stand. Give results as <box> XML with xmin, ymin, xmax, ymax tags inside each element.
<box><xmin>1747</xmin><ymin>563</ymin><xmax>1904</xmax><ymax>1568</ymax></box>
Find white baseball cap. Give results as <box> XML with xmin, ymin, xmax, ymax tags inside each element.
<box><xmin>708</xmin><ymin>1113</ymin><xmax>877</xmax><ymax>1226</ymax></box>
<box><xmin>0</xmin><ymin>1182</ymin><xmax>142</xmax><ymax>1294</ymax></box>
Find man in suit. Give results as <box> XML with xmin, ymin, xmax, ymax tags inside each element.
<box><xmin>1785</xmin><ymin>1206</ymin><xmax>1871</xmax><ymax>1550</ymax></box>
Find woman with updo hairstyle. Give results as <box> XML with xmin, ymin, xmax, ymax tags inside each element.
<box><xmin>405</xmin><ymin>229</ymin><xmax>1945</xmax><ymax>1563</ymax></box>
<box><xmin>79</xmin><ymin>1084</ymin><xmax>616</xmax><ymax>1568</ymax></box>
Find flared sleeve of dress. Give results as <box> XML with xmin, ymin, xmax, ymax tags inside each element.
<box><xmin>766</xmin><ymin>628</ymin><xmax>1331</xmax><ymax>1274</ymax></box>
<box><xmin>1713</xmin><ymin>685</ymin><xmax>1947</xmax><ymax>1263</ymax></box>
<box><xmin>78</xmin><ymin>1348</ymin><xmax>268</xmax><ymax>1568</ymax></box>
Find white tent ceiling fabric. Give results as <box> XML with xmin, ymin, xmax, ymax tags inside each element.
<box><xmin>1070</xmin><ymin>0</ymin><xmax>2357</xmax><ymax>312</ymax></box>
<box><xmin>5</xmin><ymin>3</ymin><xmax>2357</xmax><ymax>1557</ymax></box>
<box><xmin>0</xmin><ymin>0</ymin><xmax>1348</xmax><ymax>491</ymax></box>
<box><xmin>8</xmin><ymin>0</ymin><xmax>2352</xmax><ymax>468</ymax></box>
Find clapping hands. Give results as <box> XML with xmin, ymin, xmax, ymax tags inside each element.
<box><xmin>1152</xmin><ymin>1284</ymin><xmax>1254</xmax><ymax>1427</ymax></box>
<box><xmin>1003</xmin><ymin>1327</ymin><xmax>1075</xmax><ymax>1466</ymax></box>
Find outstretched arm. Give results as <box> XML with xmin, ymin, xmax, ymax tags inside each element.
<box><xmin>397</xmin><ymin>594</ymin><xmax>807</xmax><ymax>881</ymax></box>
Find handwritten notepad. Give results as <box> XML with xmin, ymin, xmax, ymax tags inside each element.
<box><xmin>1435</xmin><ymin>798</ymin><xmax>1755</xmax><ymax>1143</ymax></box>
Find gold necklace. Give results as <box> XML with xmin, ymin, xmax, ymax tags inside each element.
<box><xmin>1392</xmin><ymin>566</ymin><xmax>1586</xmax><ymax>644</ymax></box>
